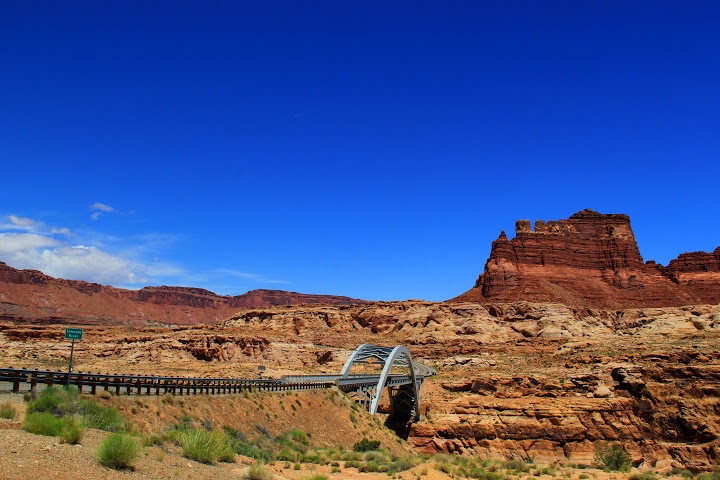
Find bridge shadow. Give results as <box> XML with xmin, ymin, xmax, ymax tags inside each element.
<box><xmin>383</xmin><ymin>414</ymin><xmax>413</xmax><ymax>440</ymax></box>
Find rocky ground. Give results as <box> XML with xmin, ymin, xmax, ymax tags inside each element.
<box><xmin>1</xmin><ymin>300</ymin><xmax>719</xmax><ymax>475</ymax></box>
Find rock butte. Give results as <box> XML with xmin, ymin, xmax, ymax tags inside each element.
<box><xmin>453</xmin><ymin>209</ymin><xmax>720</xmax><ymax>308</ymax></box>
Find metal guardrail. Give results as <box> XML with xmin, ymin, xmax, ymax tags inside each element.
<box><xmin>0</xmin><ymin>368</ymin><xmax>334</xmax><ymax>396</ymax></box>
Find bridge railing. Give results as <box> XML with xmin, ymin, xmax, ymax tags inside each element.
<box><xmin>0</xmin><ymin>368</ymin><xmax>334</xmax><ymax>396</ymax></box>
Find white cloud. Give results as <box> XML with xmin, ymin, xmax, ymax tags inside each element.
<box><xmin>215</xmin><ymin>268</ymin><xmax>288</xmax><ymax>284</ymax></box>
<box><xmin>0</xmin><ymin>232</ymin><xmax>144</xmax><ymax>285</ymax></box>
<box><xmin>90</xmin><ymin>203</ymin><xmax>116</xmax><ymax>213</ymax></box>
<box><xmin>50</xmin><ymin>227</ymin><xmax>72</xmax><ymax>236</ymax></box>
<box><xmin>89</xmin><ymin>202</ymin><xmax>118</xmax><ymax>220</ymax></box>
<box><xmin>8</xmin><ymin>215</ymin><xmax>36</xmax><ymax>228</ymax></box>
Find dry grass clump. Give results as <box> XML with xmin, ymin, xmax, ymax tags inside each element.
<box><xmin>96</xmin><ymin>433</ymin><xmax>140</xmax><ymax>469</ymax></box>
<box><xmin>0</xmin><ymin>401</ymin><xmax>17</xmax><ymax>419</ymax></box>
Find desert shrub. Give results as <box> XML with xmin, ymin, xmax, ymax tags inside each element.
<box><xmin>0</xmin><ymin>401</ymin><xmax>17</xmax><ymax>419</ymax></box>
<box><xmin>60</xmin><ymin>416</ymin><xmax>85</xmax><ymax>444</ymax></box>
<box><xmin>360</xmin><ymin>460</ymin><xmax>381</xmax><ymax>472</ymax></box>
<box><xmin>97</xmin><ymin>433</ymin><xmax>139</xmax><ymax>469</ymax></box>
<box><xmin>469</xmin><ymin>468</ymin><xmax>504</xmax><ymax>480</ymax></box>
<box><xmin>23</xmin><ymin>412</ymin><xmax>64</xmax><ymax>436</ymax></box>
<box><xmin>594</xmin><ymin>441</ymin><xmax>632</xmax><ymax>472</ymax></box>
<box><xmin>389</xmin><ymin>457</ymin><xmax>418</xmax><ymax>472</ymax></box>
<box><xmin>77</xmin><ymin>400</ymin><xmax>125</xmax><ymax>431</ymax></box>
<box><xmin>290</xmin><ymin>428</ymin><xmax>310</xmax><ymax>445</ymax></box>
<box><xmin>276</xmin><ymin>448</ymin><xmax>300</xmax><ymax>462</ymax></box>
<box><xmin>26</xmin><ymin>386</ymin><xmax>124</xmax><ymax>432</ymax></box>
<box><xmin>142</xmin><ymin>433</ymin><xmax>166</xmax><ymax>447</ymax></box>
<box><xmin>245</xmin><ymin>462</ymin><xmax>273</xmax><ymax>480</ymax></box>
<box><xmin>26</xmin><ymin>386</ymin><xmax>67</xmax><ymax>414</ymax></box>
<box><xmin>299</xmin><ymin>475</ymin><xmax>329</xmax><ymax>480</ymax></box>
<box><xmin>341</xmin><ymin>451</ymin><xmax>362</xmax><ymax>461</ymax></box>
<box><xmin>179</xmin><ymin>429</ymin><xmax>235</xmax><ymax>464</ymax></box>
<box><xmin>503</xmin><ymin>459</ymin><xmax>530</xmax><ymax>472</ymax></box>
<box><xmin>223</xmin><ymin>426</ymin><xmax>273</xmax><ymax>462</ymax></box>
<box><xmin>436</xmin><ymin>461</ymin><xmax>454</xmax><ymax>474</ymax></box>
<box><xmin>353</xmin><ymin>437</ymin><xmax>381</xmax><ymax>452</ymax></box>
<box><xmin>363</xmin><ymin>450</ymin><xmax>387</xmax><ymax>463</ymax></box>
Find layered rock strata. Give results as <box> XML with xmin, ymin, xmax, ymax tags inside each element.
<box><xmin>453</xmin><ymin>209</ymin><xmax>720</xmax><ymax>308</ymax></box>
<box><xmin>2</xmin><ymin>300</ymin><xmax>720</xmax><ymax>470</ymax></box>
<box><xmin>0</xmin><ymin>261</ymin><xmax>363</xmax><ymax>326</ymax></box>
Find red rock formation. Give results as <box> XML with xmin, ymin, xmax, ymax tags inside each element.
<box><xmin>452</xmin><ymin>209</ymin><xmax>719</xmax><ymax>308</ymax></box>
<box><xmin>666</xmin><ymin>247</ymin><xmax>720</xmax><ymax>304</ymax></box>
<box><xmin>0</xmin><ymin>262</ymin><xmax>364</xmax><ymax>326</ymax></box>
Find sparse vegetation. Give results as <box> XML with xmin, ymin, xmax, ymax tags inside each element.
<box><xmin>23</xmin><ymin>412</ymin><xmax>64</xmax><ymax>436</ymax></box>
<box><xmin>96</xmin><ymin>433</ymin><xmax>140</xmax><ymax>469</ymax></box>
<box><xmin>59</xmin><ymin>416</ymin><xmax>85</xmax><ymax>444</ymax></box>
<box><xmin>0</xmin><ymin>401</ymin><xmax>17</xmax><ymax>419</ymax></box>
<box><xmin>245</xmin><ymin>462</ymin><xmax>273</xmax><ymax>480</ymax></box>
<box><xmin>594</xmin><ymin>441</ymin><xmax>632</xmax><ymax>472</ymax></box>
<box><xmin>178</xmin><ymin>428</ymin><xmax>235</xmax><ymax>464</ymax></box>
<box><xmin>353</xmin><ymin>437</ymin><xmax>381</xmax><ymax>452</ymax></box>
<box><xmin>25</xmin><ymin>385</ymin><xmax>124</xmax><ymax>432</ymax></box>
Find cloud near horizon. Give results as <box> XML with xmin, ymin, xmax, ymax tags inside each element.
<box><xmin>0</xmin><ymin>232</ymin><xmax>144</xmax><ymax>285</ymax></box>
<box><xmin>0</xmin><ymin>214</ymin><xmax>283</xmax><ymax>293</ymax></box>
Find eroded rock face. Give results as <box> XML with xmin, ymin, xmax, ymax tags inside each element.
<box><xmin>2</xmin><ymin>301</ymin><xmax>720</xmax><ymax>470</ymax></box>
<box><xmin>0</xmin><ymin>262</ymin><xmax>364</xmax><ymax>326</ymax></box>
<box><xmin>454</xmin><ymin>209</ymin><xmax>720</xmax><ymax>308</ymax></box>
<box><xmin>666</xmin><ymin>247</ymin><xmax>720</xmax><ymax>304</ymax></box>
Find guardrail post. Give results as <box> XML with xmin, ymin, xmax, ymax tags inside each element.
<box><xmin>77</xmin><ymin>373</ymin><xmax>83</xmax><ymax>393</ymax></box>
<box><xmin>11</xmin><ymin>370</ymin><xmax>20</xmax><ymax>393</ymax></box>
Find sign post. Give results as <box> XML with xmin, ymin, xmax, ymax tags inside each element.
<box><xmin>65</xmin><ymin>328</ymin><xmax>83</xmax><ymax>387</ymax></box>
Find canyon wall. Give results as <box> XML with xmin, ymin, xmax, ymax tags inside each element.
<box><xmin>453</xmin><ymin>209</ymin><xmax>720</xmax><ymax>308</ymax></box>
<box><xmin>0</xmin><ymin>261</ymin><xmax>363</xmax><ymax>326</ymax></box>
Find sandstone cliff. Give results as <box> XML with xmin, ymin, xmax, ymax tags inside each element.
<box><xmin>0</xmin><ymin>262</ymin><xmax>364</xmax><ymax>326</ymax></box>
<box><xmin>2</xmin><ymin>300</ymin><xmax>719</xmax><ymax>470</ymax></box>
<box><xmin>453</xmin><ymin>209</ymin><xmax>720</xmax><ymax>308</ymax></box>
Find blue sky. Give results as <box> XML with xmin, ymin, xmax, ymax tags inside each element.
<box><xmin>1</xmin><ymin>2</ymin><xmax>719</xmax><ymax>301</ymax></box>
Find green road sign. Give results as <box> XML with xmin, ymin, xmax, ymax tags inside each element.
<box><xmin>65</xmin><ymin>328</ymin><xmax>83</xmax><ymax>340</ymax></box>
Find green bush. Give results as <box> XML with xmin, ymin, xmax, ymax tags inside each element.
<box><xmin>26</xmin><ymin>385</ymin><xmax>125</xmax><ymax>432</ymax></box>
<box><xmin>179</xmin><ymin>429</ymin><xmax>235</xmax><ymax>464</ymax></box>
<box><xmin>97</xmin><ymin>433</ymin><xmax>140</xmax><ymax>469</ymax></box>
<box><xmin>594</xmin><ymin>441</ymin><xmax>632</xmax><ymax>472</ymax></box>
<box><xmin>353</xmin><ymin>437</ymin><xmax>381</xmax><ymax>452</ymax></box>
<box><xmin>77</xmin><ymin>400</ymin><xmax>125</xmax><ymax>431</ymax></box>
<box><xmin>60</xmin><ymin>417</ymin><xmax>85</xmax><ymax>444</ymax></box>
<box><xmin>0</xmin><ymin>401</ymin><xmax>17</xmax><ymax>419</ymax></box>
<box><xmin>290</xmin><ymin>428</ymin><xmax>310</xmax><ymax>445</ymax></box>
<box><xmin>245</xmin><ymin>462</ymin><xmax>273</xmax><ymax>480</ymax></box>
<box><xmin>299</xmin><ymin>476</ymin><xmax>328</xmax><ymax>480</ymax></box>
<box><xmin>23</xmin><ymin>412</ymin><xmax>64</xmax><ymax>436</ymax></box>
<box><xmin>26</xmin><ymin>387</ymin><xmax>67</xmax><ymax>414</ymax></box>
<box><xmin>223</xmin><ymin>426</ymin><xmax>273</xmax><ymax>462</ymax></box>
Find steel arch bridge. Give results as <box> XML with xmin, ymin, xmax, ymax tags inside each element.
<box><xmin>337</xmin><ymin>343</ymin><xmax>435</xmax><ymax>421</ymax></box>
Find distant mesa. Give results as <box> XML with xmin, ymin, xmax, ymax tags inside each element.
<box><xmin>0</xmin><ymin>261</ymin><xmax>364</xmax><ymax>326</ymax></box>
<box><xmin>451</xmin><ymin>209</ymin><xmax>720</xmax><ymax>308</ymax></box>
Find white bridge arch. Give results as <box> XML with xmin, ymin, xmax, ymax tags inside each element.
<box><xmin>338</xmin><ymin>343</ymin><xmax>435</xmax><ymax>421</ymax></box>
